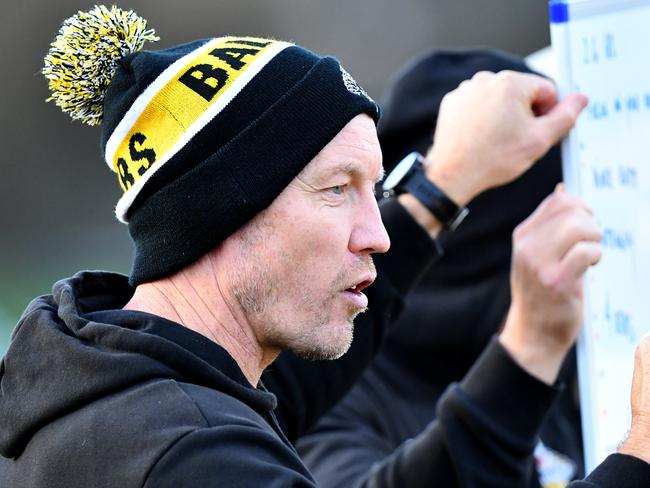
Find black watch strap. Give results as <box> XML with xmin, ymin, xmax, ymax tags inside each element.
<box><xmin>398</xmin><ymin>155</ymin><xmax>469</xmax><ymax>231</ymax></box>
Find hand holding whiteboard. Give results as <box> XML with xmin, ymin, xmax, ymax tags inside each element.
<box><xmin>500</xmin><ymin>186</ymin><xmax>601</xmax><ymax>385</ymax></box>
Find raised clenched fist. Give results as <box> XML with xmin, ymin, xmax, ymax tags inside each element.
<box><xmin>425</xmin><ymin>70</ymin><xmax>588</xmax><ymax>207</ymax></box>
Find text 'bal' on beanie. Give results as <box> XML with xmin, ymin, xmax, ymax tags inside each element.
<box><xmin>43</xmin><ymin>5</ymin><xmax>379</xmax><ymax>285</ymax></box>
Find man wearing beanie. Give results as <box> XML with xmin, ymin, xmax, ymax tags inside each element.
<box><xmin>0</xmin><ymin>5</ymin><xmax>648</xmax><ymax>488</ymax></box>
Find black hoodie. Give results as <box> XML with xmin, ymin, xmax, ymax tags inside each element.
<box><xmin>0</xmin><ymin>199</ymin><xmax>647</xmax><ymax>487</ymax></box>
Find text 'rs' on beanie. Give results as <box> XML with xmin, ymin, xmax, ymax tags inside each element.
<box><xmin>43</xmin><ymin>5</ymin><xmax>379</xmax><ymax>285</ymax></box>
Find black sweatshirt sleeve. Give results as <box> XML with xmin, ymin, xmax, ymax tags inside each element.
<box><xmin>262</xmin><ymin>198</ymin><xmax>442</xmax><ymax>442</ymax></box>
<box><xmin>566</xmin><ymin>454</ymin><xmax>650</xmax><ymax>487</ymax></box>
<box><xmin>299</xmin><ymin>338</ymin><xmax>559</xmax><ymax>487</ymax></box>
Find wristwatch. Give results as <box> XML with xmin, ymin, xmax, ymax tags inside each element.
<box><xmin>382</xmin><ymin>152</ymin><xmax>469</xmax><ymax>231</ymax></box>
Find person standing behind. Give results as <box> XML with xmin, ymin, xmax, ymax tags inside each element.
<box><xmin>297</xmin><ymin>49</ymin><xmax>643</xmax><ymax>487</ymax></box>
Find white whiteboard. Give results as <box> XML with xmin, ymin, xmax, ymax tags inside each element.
<box><xmin>550</xmin><ymin>0</ymin><xmax>650</xmax><ymax>474</ymax></box>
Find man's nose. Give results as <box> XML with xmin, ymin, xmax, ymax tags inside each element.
<box><xmin>349</xmin><ymin>192</ymin><xmax>391</xmax><ymax>255</ymax></box>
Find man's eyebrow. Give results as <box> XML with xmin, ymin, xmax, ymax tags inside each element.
<box><xmin>318</xmin><ymin>162</ymin><xmax>385</xmax><ymax>183</ymax></box>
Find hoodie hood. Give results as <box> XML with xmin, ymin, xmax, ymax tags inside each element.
<box><xmin>0</xmin><ymin>271</ymin><xmax>276</xmax><ymax>458</ymax></box>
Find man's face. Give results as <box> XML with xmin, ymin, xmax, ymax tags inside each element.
<box><xmin>229</xmin><ymin>114</ymin><xmax>390</xmax><ymax>360</ymax></box>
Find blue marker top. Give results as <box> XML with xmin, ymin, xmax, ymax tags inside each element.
<box><xmin>549</xmin><ymin>0</ymin><xmax>569</xmax><ymax>23</ymax></box>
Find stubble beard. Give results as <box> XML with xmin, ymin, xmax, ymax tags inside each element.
<box><xmin>231</xmin><ymin>254</ymin><xmax>373</xmax><ymax>362</ymax></box>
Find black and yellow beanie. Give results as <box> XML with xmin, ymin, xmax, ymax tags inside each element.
<box><xmin>43</xmin><ymin>5</ymin><xmax>380</xmax><ymax>285</ymax></box>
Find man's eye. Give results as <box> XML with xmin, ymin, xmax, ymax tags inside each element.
<box><xmin>329</xmin><ymin>185</ymin><xmax>347</xmax><ymax>195</ymax></box>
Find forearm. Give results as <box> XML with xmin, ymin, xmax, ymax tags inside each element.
<box><xmin>499</xmin><ymin>317</ymin><xmax>568</xmax><ymax>385</ymax></box>
<box><xmin>396</xmin><ymin>193</ymin><xmax>444</xmax><ymax>240</ymax></box>
<box><xmin>330</xmin><ymin>340</ymin><xmax>558</xmax><ymax>488</ymax></box>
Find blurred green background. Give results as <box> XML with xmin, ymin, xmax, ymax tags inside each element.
<box><xmin>0</xmin><ymin>0</ymin><xmax>552</xmax><ymax>353</ymax></box>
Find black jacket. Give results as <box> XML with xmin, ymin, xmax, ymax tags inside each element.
<box><xmin>0</xmin><ymin>199</ymin><xmax>647</xmax><ymax>487</ymax></box>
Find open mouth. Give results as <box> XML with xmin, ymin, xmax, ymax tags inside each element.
<box><xmin>345</xmin><ymin>278</ymin><xmax>374</xmax><ymax>295</ymax></box>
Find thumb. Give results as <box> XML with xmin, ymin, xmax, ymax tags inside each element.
<box><xmin>535</xmin><ymin>93</ymin><xmax>588</xmax><ymax>148</ymax></box>
<box><xmin>620</xmin><ymin>334</ymin><xmax>650</xmax><ymax>463</ymax></box>
<box><xmin>631</xmin><ymin>334</ymin><xmax>650</xmax><ymax>418</ymax></box>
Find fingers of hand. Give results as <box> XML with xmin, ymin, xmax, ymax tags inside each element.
<box><xmin>553</xmin><ymin>207</ymin><xmax>602</xmax><ymax>260</ymax></box>
<box><xmin>514</xmin><ymin>192</ymin><xmax>601</xmax><ymax>290</ymax></box>
<box><xmin>559</xmin><ymin>240</ymin><xmax>602</xmax><ymax>283</ymax></box>
<box><xmin>483</xmin><ymin>73</ymin><xmax>580</xmax><ymax>163</ymax></box>
<box><xmin>533</xmin><ymin>93</ymin><xmax>589</xmax><ymax>150</ymax></box>
<box><xmin>529</xmin><ymin>78</ymin><xmax>559</xmax><ymax>116</ymax></box>
<box><xmin>471</xmin><ymin>70</ymin><xmax>494</xmax><ymax>82</ymax></box>
<box><xmin>516</xmin><ymin>189</ymin><xmax>594</xmax><ymax>238</ymax></box>
<box><xmin>454</xmin><ymin>71</ymin><xmax>495</xmax><ymax>98</ymax></box>
<box><xmin>494</xmin><ymin>70</ymin><xmax>557</xmax><ymax>108</ymax></box>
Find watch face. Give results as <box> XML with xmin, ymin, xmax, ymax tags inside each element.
<box><xmin>382</xmin><ymin>152</ymin><xmax>419</xmax><ymax>191</ymax></box>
